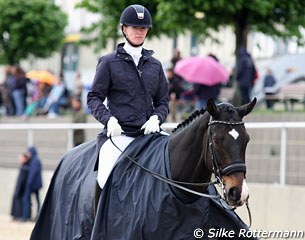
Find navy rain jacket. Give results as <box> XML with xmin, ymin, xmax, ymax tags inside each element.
<box><xmin>236</xmin><ymin>47</ymin><xmax>256</xmax><ymax>88</ymax></box>
<box><xmin>87</xmin><ymin>43</ymin><xmax>169</xmax><ymax>133</ymax></box>
<box><xmin>27</xmin><ymin>147</ymin><xmax>43</xmax><ymax>192</ymax></box>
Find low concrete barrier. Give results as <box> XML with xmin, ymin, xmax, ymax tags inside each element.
<box><xmin>236</xmin><ymin>183</ymin><xmax>305</xmax><ymax>231</ymax></box>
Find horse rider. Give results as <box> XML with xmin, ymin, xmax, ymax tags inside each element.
<box><xmin>87</xmin><ymin>4</ymin><xmax>169</xmax><ymax>189</ymax></box>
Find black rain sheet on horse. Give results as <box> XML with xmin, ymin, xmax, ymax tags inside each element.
<box><xmin>30</xmin><ymin>141</ymin><xmax>97</xmax><ymax>240</ymax></box>
<box><xmin>91</xmin><ymin>133</ymin><xmax>211</xmax><ymax>240</ymax></box>
<box><xmin>91</xmin><ymin>133</ymin><xmax>255</xmax><ymax>240</ymax></box>
<box><xmin>30</xmin><ymin>133</ymin><xmax>257</xmax><ymax>240</ymax></box>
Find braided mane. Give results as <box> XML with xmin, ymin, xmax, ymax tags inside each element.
<box><xmin>172</xmin><ymin>108</ymin><xmax>206</xmax><ymax>133</ymax></box>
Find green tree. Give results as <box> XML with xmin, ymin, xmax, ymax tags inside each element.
<box><xmin>0</xmin><ymin>0</ymin><xmax>67</xmax><ymax>65</ymax></box>
<box><xmin>156</xmin><ymin>0</ymin><xmax>305</xmax><ymax>55</ymax></box>
<box><xmin>77</xmin><ymin>0</ymin><xmax>305</xmax><ymax>56</ymax></box>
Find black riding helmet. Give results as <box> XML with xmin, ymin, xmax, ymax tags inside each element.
<box><xmin>120</xmin><ymin>4</ymin><xmax>152</xmax><ymax>28</ymax></box>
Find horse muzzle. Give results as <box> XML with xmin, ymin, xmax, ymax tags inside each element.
<box><xmin>223</xmin><ymin>175</ymin><xmax>249</xmax><ymax>207</ymax></box>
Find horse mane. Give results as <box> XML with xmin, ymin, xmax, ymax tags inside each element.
<box><xmin>172</xmin><ymin>108</ymin><xmax>206</xmax><ymax>133</ymax></box>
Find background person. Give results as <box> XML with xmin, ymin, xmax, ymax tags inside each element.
<box><xmin>23</xmin><ymin>81</ymin><xmax>51</xmax><ymax>118</ymax></box>
<box><xmin>10</xmin><ymin>65</ymin><xmax>28</xmax><ymax>116</ymax></box>
<box><xmin>73</xmin><ymin>71</ymin><xmax>84</xmax><ymax>98</ymax></box>
<box><xmin>263</xmin><ymin>68</ymin><xmax>277</xmax><ymax>110</ymax></box>
<box><xmin>193</xmin><ymin>83</ymin><xmax>221</xmax><ymax>109</ymax></box>
<box><xmin>4</xmin><ymin>65</ymin><xmax>16</xmax><ymax>116</ymax></box>
<box><xmin>11</xmin><ymin>153</ymin><xmax>30</xmax><ymax>221</ymax></box>
<box><xmin>43</xmin><ymin>73</ymin><xmax>69</xmax><ymax>118</ymax></box>
<box><xmin>193</xmin><ymin>54</ymin><xmax>222</xmax><ymax>109</ymax></box>
<box><xmin>71</xmin><ymin>96</ymin><xmax>87</xmax><ymax>147</ymax></box>
<box><xmin>236</xmin><ymin>47</ymin><xmax>256</xmax><ymax>105</ymax></box>
<box><xmin>166</xmin><ymin>67</ymin><xmax>184</xmax><ymax>121</ymax></box>
<box><xmin>22</xmin><ymin>146</ymin><xmax>43</xmax><ymax>221</ymax></box>
<box><xmin>171</xmin><ymin>48</ymin><xmax>182</xmax><ymax>68</ymax></box>
<box><xmin>1</xmin><ymin>66</ymin><xmax>11</xmax><ymax>115</ymax></box>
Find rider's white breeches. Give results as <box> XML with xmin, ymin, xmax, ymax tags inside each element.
<box><xmin>97</xmin><ymin>135</ymin><xmax>134</xmax><ymax>188</ymax></box>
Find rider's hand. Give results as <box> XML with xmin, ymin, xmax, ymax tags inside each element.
<box><xmin>141</xmin><ymin>115</ymin><xmax>160</xmax><ymax>135</ymax></box>
<box><xmin>107</xmin><ymin>117</ymin><xmax>123</xmax><ymax>137</ymax></box>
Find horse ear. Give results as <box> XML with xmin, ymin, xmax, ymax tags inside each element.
<box><xmin>206</xmin><ymin>98</ymin><xmax>219</xmax><ymax>118</ymax></box>
<box><xmin>237</xmin><ymin>97</ymin><xmax>257</xmax><ymax>118</ymax></box>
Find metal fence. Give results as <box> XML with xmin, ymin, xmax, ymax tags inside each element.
<box><xmin>1</xmin><ymin>122</ymin><xmax>305</xmax><ymax>186</ymax></box>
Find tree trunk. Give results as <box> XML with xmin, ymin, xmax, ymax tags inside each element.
<box><xmin>234</xmin><ymin>12</ymin><xmax>250</xmax><ymax>58</ymax></box>
<box><xmin>232</xmin><ymin>13</ymin><xmax>249</xmax><ymax>106</ymax></box>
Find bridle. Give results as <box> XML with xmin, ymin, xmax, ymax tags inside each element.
<box><xmin>109</xmin><ymin>117</ymin><xmax>252</xmax><ymax>226</ymax></box>
<box><xmin>207</xmin><ymin>118</ymin><xmax>251</xmax><ymax>227</ymax></box>
<box><xmin>207</xmin><ymin>118</ymin><xmax>247</xmax><ymax>184</ymax></box>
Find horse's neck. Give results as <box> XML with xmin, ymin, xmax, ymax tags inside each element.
<box><xmin>169</xmin><ymin>115</ymin><xmax>212</xmax><ymax>194</ymax></box>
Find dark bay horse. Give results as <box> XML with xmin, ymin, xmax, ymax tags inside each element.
<box><xmin>169</xmin><ymin>98</ymin><xmax>256</xmax><ymax>206</ymax></box>
<box><xmin>30</xmin><ymin>98</ymin><xmax>257</xmax><ymax>240</ymax></box>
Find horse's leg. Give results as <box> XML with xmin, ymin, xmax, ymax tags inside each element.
<box><xmin>94</xmin><ymin>182</ymin><xmax>102</xmax><ymax>216</ymax></box>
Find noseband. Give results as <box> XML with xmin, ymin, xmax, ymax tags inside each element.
<box><xmin>208</xmin><ymin>119</ymin><xmax>247</xmax><ymax>181</ymax></box>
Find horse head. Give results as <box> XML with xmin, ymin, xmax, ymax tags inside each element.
<box><xmin>206</xmin><ymin>98</ymin><xmax>256</xmax><ymax>207</ymax></box>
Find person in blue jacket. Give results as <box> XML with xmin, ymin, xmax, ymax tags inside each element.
<box><xmin>87</xmin><ymin>4</ymin><xmax>169</xmax><ymax>189</ymax></box>
<box><xmin>11</xmin><ymin>153</ymin><xmax>30</xmax><ymax>221</ymax></box>
<box><xmin>236</xmin><ymin>47</ymin><xmax>256</xmax><ymax>105</ymax></box>
<box><xmin>22</xmin><ymin>146</ymin><xmax>43</xmax><ymax>221</ymax></box>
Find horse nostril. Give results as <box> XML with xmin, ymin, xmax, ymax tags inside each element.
<box><xmin>228</xmin><ymin>187</ymin><xmax>241</xmax><ymax>202</ymax></box>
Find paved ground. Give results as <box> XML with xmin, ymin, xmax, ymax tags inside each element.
<box><xmin>0</xmin><ymin>215</ymin><xmax>34</xmax><ymax>240</ymax></box>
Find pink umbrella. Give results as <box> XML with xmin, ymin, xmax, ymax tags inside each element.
<box><xmin>174</xmin><ymin>56</ymin><xmax>229</xmax><ymax>86</ymax></box>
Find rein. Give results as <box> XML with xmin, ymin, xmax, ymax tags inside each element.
<box><xmin>109</xmin><ymin>137</ymin><xmax>220</xmax><ymax>200</ymax></box>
